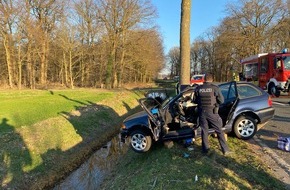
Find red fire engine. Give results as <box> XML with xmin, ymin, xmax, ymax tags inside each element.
<box><xmin>240</xmin><ymin>49</ymin><xmax>290</xmax><ymax>97</ymax></box>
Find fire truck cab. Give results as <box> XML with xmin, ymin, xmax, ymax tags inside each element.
<box><xmin>241</xmin><ymin>49</ymin><xmax>290</xmax><ymax>97</ymax></box>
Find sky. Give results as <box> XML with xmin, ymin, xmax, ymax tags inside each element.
<box><xmin>151</xmin><ymin>0</ymin><xmax>233</xmax><ymax>54</ymax></box>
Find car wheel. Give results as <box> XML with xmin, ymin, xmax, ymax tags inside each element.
<box><xmin>130</xmin><ymin>130</ymin><xmax>152</xmax><ymax>153</ymax></box>
<box><xmin>233</xmin><ymin>116</ymin><xmax>257</xmax><ymax>140</ymax></box>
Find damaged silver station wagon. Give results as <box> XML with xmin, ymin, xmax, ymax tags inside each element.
<box><xmin>121</xmin><ymin>81</ymin><xmax>275</xmax><ymax>153</ymax></box>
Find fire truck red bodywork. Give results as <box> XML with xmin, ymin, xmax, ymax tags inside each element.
<box><xmin>241</xmin><ymin>51</ymin><xmax>290</xmax><ymax>96</ymax></box>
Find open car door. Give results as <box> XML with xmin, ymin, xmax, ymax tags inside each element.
<box><xmin>138</xmin><ymin>98</ymin><xmax>163</xmax><ymax>140</ymax></box>
<box><xmin>218</xmin><ymin>82</ymin><xmax>239</xmax><ymax>126</ymax></box>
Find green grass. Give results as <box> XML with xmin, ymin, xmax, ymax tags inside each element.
<box><xmin>101</xmin><ymin>137</ymin><xmax>286</xmax><ymax>190</ymax></box>
<box><xmin>0</xmin><ymin>88</ymin><xmax>144</xmax><ymax>189</ymax></box>
<box><xmin>0</xmin><ymin>89</ymin><xmax>114</xmax><ymax>128</ymax></box>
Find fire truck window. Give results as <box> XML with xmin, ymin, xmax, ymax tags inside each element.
<box><xmin>282</xmin><ymin>56</ymin><xmax>290</xmax><ymax>70</ymax></box>
<box><xmin>260</xmin><ymin>58</ymin><xmax>268</xmax><ymax>73</ymax></box>
<box><xmin>275</xmin><ymin>58</ymin><xmax>282</xmax><ymax>69</ymax></box>
<box><xmin>244</xmin><ymin>63</ymin><xmax>258</xmax><ymax>80</ymax></box>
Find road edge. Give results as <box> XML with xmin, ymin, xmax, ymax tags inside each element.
<box><xmin>253</xmin><ymin>136</ymin><xmax>290</xmax><ymax>189</ymax></box>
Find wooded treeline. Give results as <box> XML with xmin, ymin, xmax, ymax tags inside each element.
<box><xmin>0</xmin><ymin>0</ymin><xmax>165</xmax><ymax>89</ymax></box>
<box><xmin>168</xmin><ymin>0</ymin><xmax>290</xmax><ymax>82</ymax></box>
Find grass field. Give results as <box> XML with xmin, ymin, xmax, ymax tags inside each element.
<box><xmin>0</xmin><ymin>88</ymin><xmax>144</xmax><ymax>189</ymax></box>
<box><xmin>0</xmin><ymin>89</ymin><xmax>115</xmax><ymax>127</ymax></box>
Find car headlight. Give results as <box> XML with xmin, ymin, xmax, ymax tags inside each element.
<box><xmin>121</xmin><ymin>123</ymin><xmax>127</xmax><ymax>129</ymax></box>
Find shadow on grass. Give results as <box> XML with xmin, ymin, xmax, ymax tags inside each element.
<box><xmin>36</xmin><ymin>94</ymin><xmax>141</xmax><ymax>188</ymax></box>
<box><xmin>35</xmin><ymin>95</ymin><xmax>138</xmax><ymax>189</ymax></box>
<box><xmin>0</xmin><ymin>118</ymin><xmax>32</xmax><ymax>189</ymax></box>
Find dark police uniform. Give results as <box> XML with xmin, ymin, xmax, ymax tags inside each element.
<box><xmin>194</xmin><ymin>82</ymin><xmax>230</xmax><ymax>154</ymax></box>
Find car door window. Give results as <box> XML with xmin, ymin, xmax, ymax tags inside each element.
<box><xmin>218</xmin><ymin>82</ymin><xmax>238</xmax><ymax>125</ymax></box>
<box><xmin>237</xmin><ymin>84</ymin><xmax>261</xmax><ymax>99</ymax></box>
<box><xmin>219</xmin><ymin>82</ymin><xmax>237</xmax><ymax>103</ymax></box>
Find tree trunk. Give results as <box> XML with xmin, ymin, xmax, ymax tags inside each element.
<box><xmin>3</xmin><ymin>35</ymin><xmax>14</xmax><ymax>88</ymax></box>
<box><xmin>81</xmin><ymin>51</ymin><xmax>85</xmax><ymax>87</ymax></box>
<box><xmin>69</xmin><ymin>49</ymin><xmax>74</xmax><ymax>89</ymax></box>
<box><xmin>118</xmin><ymin>32</ymin><xmax>126</xmax><ymax>87</ymax></box>
<box><xmin>98</xmin><ymin>53</ymin><xmax>105</xmax><ymax>88</ymax></box>
<box><xmin>180</xmin><ymin>0</ymin><xmax>191</xmax><ymax>85</ymax></box>
<box><xmin>40</xmin><ymin>41</ymin><xmax>46</xmax><ymax>85</ymax></box>
<box><xmin>25</xmin><ymin>35</ymin><xmax>34</xmax><ymax>89</ymax></box>
<box><xmin>105</xmin><ymin>54</ymin><xmax>113</xmax><ymax>89</ymax></box>
<box><xmin>17</xmin><ymin>44</ymin><xmax>22</xmax><ymax>89</ymax></box>
<box><xmin>63</xmin><ymin>51</ymin><xmax>68</xmax><ymax>87</ymax></box>
<box><xmin>27</xmin><ymin>47</ymin><xmax>32</xmax><ymax>89</ymax></box>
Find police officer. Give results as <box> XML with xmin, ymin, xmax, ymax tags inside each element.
<box><xmin>194</xmin><ymin>73</ymin><xmax>231</xmax><ymax>155</ymax></box>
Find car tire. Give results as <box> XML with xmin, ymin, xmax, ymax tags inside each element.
<box><xmin>233</xmin><ymin>115</ymin><xmax>257</xmax><ymax>140</ymax></box>
<box><xmin>130</xmin><ymin>130</ymin><xmax>152</xmax><ymax>153</ymax></box>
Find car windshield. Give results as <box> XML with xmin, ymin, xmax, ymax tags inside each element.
<box><xmin>191</xmin><ymin>75</ymin><xmax>203</xmax><ymax>80</ymax></box>
<box><xmin>140</xmin><ymin>98</ymin><xmax>160</xmax><ymax>110</ymax></box>
<box><xmin>161</xmin><ymin>96</ymin><xmax>172</xmax><ymax>108</ymax></box>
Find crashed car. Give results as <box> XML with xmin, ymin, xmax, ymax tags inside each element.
<box><xmin>121</xmin><ymin>81</ymin><xmax>275</xmax><ymax>153</ymax></box>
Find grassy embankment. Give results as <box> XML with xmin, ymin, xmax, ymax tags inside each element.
<box><xmin>0</xmin><ymin>81</ymin><xmax>287</xmax><ymax>190</ymax></box>
<box><xmin>0</xmin><ymin>88</ymin><xmax>145</xmax><ymax>189</ymax></box>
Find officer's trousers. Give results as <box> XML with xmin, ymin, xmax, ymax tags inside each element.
<box><xmin>199</xmin><ymin>109</ymin><xmax>229</xmax><ymax>153</ymax></box>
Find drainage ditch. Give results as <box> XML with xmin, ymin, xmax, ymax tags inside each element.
<box><xmin>53</xmin><ymin>134</ymin><xmax>129</xmax><ymax>190</ymax></box>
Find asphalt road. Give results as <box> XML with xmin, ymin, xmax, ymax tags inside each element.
<box><xmin>254</xmin><ymin>94</ymin><xmax>290</xmax><ymax>187</ymax></box>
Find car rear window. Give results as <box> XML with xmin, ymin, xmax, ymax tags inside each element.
<box><xmin>237</xmin><ymin>84</ymin><xmax>261</xmax><ymax>98</ymax></box>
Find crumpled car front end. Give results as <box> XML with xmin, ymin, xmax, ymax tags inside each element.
<box><xmin>120</xmin><ymin>110</ymin><xmax>150</xmax><ymax>143</ymax></box>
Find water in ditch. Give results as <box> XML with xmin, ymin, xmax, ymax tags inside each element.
<box><xmin>53</xmin><ymin>134</ymin><xmax>129</xmax><ymax>190</ymax></box>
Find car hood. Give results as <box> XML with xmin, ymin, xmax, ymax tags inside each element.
<box><xmin>123</xmin><ymin>110</ymin><xmax>148</xmax><ymax>123</ymax></box>
<box><xmin>123</xmin><ymin>110</ymin><xmax>150</xmax><ymax>129</ymax></box>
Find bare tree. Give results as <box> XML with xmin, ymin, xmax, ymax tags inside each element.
<box><xmin>226</xmin><ymin>0</ymin><xmax>287</xmax><ymax>54</ymax></box>
<box><xmin>28</xmin><ymin>0</ymin><xmax>65</xmax><ymax>85</ymax></box>
<box><xmin>168</xmin><ymin>47</ymin><xmax>180</xmax><ymax>78</ymax></box>
<box><xmin>180</xmin><ymin>0</ymin><xmax>191</xmax><ymax>85</ymax></box>
<box><xmin>96</xmin><ymin>0</ymin><xmax>156</xmax><ymax>88</ymax></box>
<box><xmin>118</xmin><ymin>28</ymin><xmax>164</xmax><ymax>84</ymax></box>
<box><xmin>190</xmin><ymin>42</ymin><xmax>202</xmax><ymax>75</ymax></box>
<box><xmin>54</xmin><ymin>21</ymin><xmax>80</xmax><ymax>89</ymax></box>
<box><xmin>73</xmin><ymin>0</ymin><xmax>101</xmax><ymax>87</ymax></box>
<box><xmin>0</xmin><ymin>0</ymin><xmax>167</xmax><ymax>89</ymax></box>
<box><xmin>0</xmin><ymin>0</ymin><xmax>18</xmax><ymax>88</ymax></box>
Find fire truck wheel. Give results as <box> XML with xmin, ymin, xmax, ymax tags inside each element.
<box><xmin>275</xmin><ymin>90</ymin><xmax>281</xmax><ymax>97</ymax></box>
<box><xmin>268</xmin><ymin>83</ymin><xmax>280</xmax><ymax>97</ymax></box>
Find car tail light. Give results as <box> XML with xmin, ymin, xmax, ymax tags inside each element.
<box><xmin>268</xmin><ymin>96</ymin><xmax>273</xmax><ymax>107</ymax></box>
